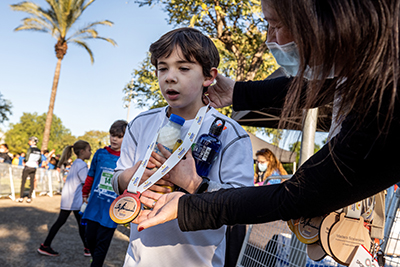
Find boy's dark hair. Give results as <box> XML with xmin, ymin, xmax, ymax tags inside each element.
<box><xmin>110</xmin><ymin>120</ymin><xmax>128</xmax><ymax>138</ymax></box>
<box><xmin>149</xmin><ymin>27</ymin><xmax>220</xmax><ymax>80</ymax></box>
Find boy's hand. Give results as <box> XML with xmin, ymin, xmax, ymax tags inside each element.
<box><xmin>154</xmin><ymin>143</ymin><xmax>202</xmax><ymax>194</ymax></box>
<box><xmin>203</xmin><ymin>73</ymin><xmax>235</xmax><ymax>108</ymax></box>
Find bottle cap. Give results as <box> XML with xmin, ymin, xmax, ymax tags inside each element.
<box><xmin>210</xmin><ymin>117</ymin><xmax>225</xmax><ymax>136</ymax></box>
<box><xmin>169</xmin><ymin>114</ymin><xmax>185</xmax><ymax>126</ymax></box>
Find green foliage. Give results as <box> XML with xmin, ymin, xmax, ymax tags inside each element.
<box><xmin>289</xmin><ymin>141</ymin><xmax>321</xmax><ymax>166</ymax></box>
<box><xmin>4</xmin><ymin>112</ymin><xmax>75</xmax><ymax>155</ymax></box>
<box><xmin>0</xmin><ymin>93</ymin><xmax>12</xmax><ymax>123</ymax></box>
<box><xmin>77</xmin><ymin>130</ymin><xmax>110</xmax><ymax>160</ymax></box>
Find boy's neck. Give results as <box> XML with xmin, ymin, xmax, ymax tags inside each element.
<box><xmin>167</xmin><ymin>103</ymin><xmax>207</xmax><ymax>120</ymax></box>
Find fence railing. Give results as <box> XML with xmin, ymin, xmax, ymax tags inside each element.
<box><xmin>0</xmin><ymin>163</ymin><xmax>64</xmax><ymax>200</ymax></box>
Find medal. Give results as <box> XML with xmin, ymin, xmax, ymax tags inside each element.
<box><xmin>328</xmin><ymin>213</ymin><xmax>372</xmax><ymax>265</ymax></box>
<box><xmin>109</xmin><ymin>190</ymin><xmax>141</xmax><ymax>224</ymax></box>
<box><xmin>319</xmin><ymin>212</ymin><xmax>340</xmax><ymax>257</ymax></box>
<box><xmin>307</xmin><ymin>241</ymin><xmax>327</xmax><ymax>262</ymax></box>
<box><xmin>294</xmin><ymin>216</ymin><xmax>324</xmax><ymax>244</ymax></box>
<box><xmin>109</xmin><ymin>105</ymin><xmax>209</xmax><ymax>224</ymax></box>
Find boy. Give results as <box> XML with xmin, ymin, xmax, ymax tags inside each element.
<box><xmin>17</xmin><ymin>136</ymin><xmax>42</xmax><ymax>203</ymax></box>
<box><xmin>112</xmin><ymin>28</ymin><xmax>254</xmax><ymax>267</ymax></box>
<box><xmin>82</xmin><ymin>120</ymin><xmax>128</xmax><ymax>266</ymax></box>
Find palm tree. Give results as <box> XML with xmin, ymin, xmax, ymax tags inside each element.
<box><xmin>11</xmin><ymin>0</ymin><xmax>116</xmax><ymax>151</ymax></box>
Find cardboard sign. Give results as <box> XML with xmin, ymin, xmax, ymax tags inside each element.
<box><xmin>349</xmin><ymin>245</ymin><xmax>379</xmax><ymax>267</ymax></box>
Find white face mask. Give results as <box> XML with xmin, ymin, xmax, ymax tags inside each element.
<box><xmin>258</xmin><ymin>162</ymin><xmax>268</xmax><ymax>172</ymax></box>
<box><xmin>266</xmin><ymin>41</ymin><xmax>300</xmax><ymax>77</ymax></box>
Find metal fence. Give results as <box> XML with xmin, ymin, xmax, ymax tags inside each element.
<box><xmin>0</xmin><ymin>163</ymin><xmax>64</xmax><ymax>200</ymax></box>
<box><xmin>236</xmin><ymin>178</ymin><xmax>400</xmax><ymax>267</ymax></box>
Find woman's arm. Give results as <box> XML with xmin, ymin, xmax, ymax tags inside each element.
<box><xmin>137</xmin><ymin>98</ymin><xmax>400</xmax><ymax>231</ymax></box>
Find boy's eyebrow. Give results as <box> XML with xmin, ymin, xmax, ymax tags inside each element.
<box><xmin>158</xmin><ymin>59</ymin><xmax>195</xmax><ymax>65</ymax></box>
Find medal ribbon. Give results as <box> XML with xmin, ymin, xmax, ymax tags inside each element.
<box><xmin>127</xmin><ymin>105</ymin><xmax>208</xmax><ymax>194</ymax></box>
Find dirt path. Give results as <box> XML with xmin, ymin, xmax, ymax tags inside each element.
<box><xmin>0</xmin><ymin>195</ymin><xmax>130</xmax><ymax>267</ymax></box>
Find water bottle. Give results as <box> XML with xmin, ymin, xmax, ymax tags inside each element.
<box><xmin>153</xmin><ymin>114</ymin><xmax>185</xmax><ymax>157</ymax></box>
<box><xmin>79</xmin><ymin>202</ymin><xmax>87</xmax><ymax>226</ymax></box>
<box><xmin>192</xmin><ymin>117</ymin><xmax>225</xmax><ymax>177</ymax></box>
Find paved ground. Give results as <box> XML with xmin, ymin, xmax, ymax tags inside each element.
<box><xmin>0</xmin><ymin>195</ymin><xmax>130</xmax><ymax>267</ymax></box>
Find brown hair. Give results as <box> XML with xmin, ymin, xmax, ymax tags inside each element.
<box><xmin>109</xmin><ymin>120</ymin><xmax>128</xmax><ymax>138</ymax></box>
<box><xmin>149</xmin><ymin>27</ymin><xmax>220</xmax><ymax>96</ymax></box>
<box><xmin>57</xmin><ymin>140</ymin><xmax>89</xmax><ymax>168</ymax></box>
<box><xmin>263</xmin><ymin>0</ymin><xmax>398</xmax><ymax>136</ymax></box>
<box><xmin>255</xmin><ymin>148</ymin><xmax>287</xmax><ymax>181</ymax></box>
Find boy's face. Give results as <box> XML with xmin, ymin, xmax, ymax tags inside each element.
<box><xmin>156</xmin><ymin>46</ymin><xmax>216</xmax><ymax>119</ymax></box>
<box><xmin>110</xmin><ymin>134</ymin><xmax>123</xmax><ymax>151</ymax></box>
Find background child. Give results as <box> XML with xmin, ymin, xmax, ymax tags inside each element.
<box><xmin>112</xmin><ymin>28</ymin><xmax>254</xmax><ymax>267</ymax></box>
<box><xmin>17</xmin><ymin>137</ymin><xmax>41</xmax><ymax>203</ymax></box>
<box><xmin>37</xmin><ymin>140</ymin><xmax>91</xmax><ymax>257</ymax></box>
<box><xmin>81</xmin><ymin>120</ymin><xmax>127</xmax><ymax>267</ymax></box>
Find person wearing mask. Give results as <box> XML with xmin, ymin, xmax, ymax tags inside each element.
<box><xmin>128</xmin><ymin>0</ymin><xmax>400</xmax><ymax>234</ymax></box>
<box><xmin>254</xmin><ymin>148</ymin><xmax>287</xmax><ymax>186</ymax></box>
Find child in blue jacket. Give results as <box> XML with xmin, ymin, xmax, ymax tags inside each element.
<box><xmin>82</xmin><ymin>120</ymin><xmax>127</xmax><ymax>267</ymax></box>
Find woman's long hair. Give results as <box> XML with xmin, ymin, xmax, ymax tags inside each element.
<box><xmin>265</xmin><ymin>0</ymin><xmax>399</xmax><ymax>135</ymax></box>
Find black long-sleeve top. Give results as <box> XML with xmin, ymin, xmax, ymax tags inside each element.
<box><xmin>177</xmin><ymin>77</ymin><xmax>400</xmax><ymax>231</ymax></box>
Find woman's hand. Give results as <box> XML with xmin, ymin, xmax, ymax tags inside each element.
<box><xmin>203</xmin><ymin>73</ymin><xmax>235</xmax><ymax>108</ymax></box>
<box><xmin>135</xmin><ymin>191</ymin><xmax>185</xmax><ymax>230</ymax></box>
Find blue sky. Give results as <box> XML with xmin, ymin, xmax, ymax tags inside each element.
<box><xmin>0</xmin><ymin>0</ymin><xmax>173</xmax><ymax>137</ymax></box>
<box><xmin>0</xmin><ymin>0</ymin><xmax>327</xmax><ymax>149</ymax></box>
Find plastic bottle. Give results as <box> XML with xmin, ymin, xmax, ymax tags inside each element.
<box><xmin>79</xmin><ymin>202</ymin><xmax>87</xmax><ymax>226</ymax></box>
<box><xmin>153</xmin><ymin>114</ymin><xmax>185</xmax><ymax>157</ymax></box>
<box><xmin>192</xmin><ymin>117</ymin><xmax>225</xmax><ymax>177</ymax></box>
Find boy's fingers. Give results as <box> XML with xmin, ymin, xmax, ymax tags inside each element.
<box><xmin>158</xmin><ymin>143</ymin><xmax>172</xmax><ymax>158</ymax></box>
<box><xmin>151</xmin><ymin>151</ymin><xmax>166</xmax><ymax>165</ymax></box>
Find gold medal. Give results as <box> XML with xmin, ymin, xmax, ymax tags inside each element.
<box><xmin>109</xmin><ymin>190</ymin><xmax>141</xmax><ymax>224</ymax></box>
<box><xmin>294</xmin><ymin>216</ymin><xmax>324</xmax><ymax>244</ymax></box>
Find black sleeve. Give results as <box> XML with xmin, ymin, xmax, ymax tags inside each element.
<box><xmin>178</xmin><ymin>94</ymin><xmax>400</xmax><ymax>231</ymax></box>
<box><xmin>232</xmin><ymin>77</ymin><xmax>335</xmax><ymax>111</ymax></box>
<box><xmin>232</xmin><ymin>77</ymin><xmax>292</xmax><ymax>111</ymax></box>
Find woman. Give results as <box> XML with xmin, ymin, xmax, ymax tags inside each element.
<box><xmin>254</xmin><ymin>148</ymin><xmax>288</xmax><ymax>186</ymax></box>
<box><xmin>134</xmin><ymin>0</ymin><xmax>400</xmax><ymax>232</ymax></box>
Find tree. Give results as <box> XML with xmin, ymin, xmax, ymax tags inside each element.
<box><xmin>4</xmin><ymin>112</ymin><xmax>75</xmax><ymax>155</ymax></box>
<box><xmin>10</xmin><ymin>0</ymin><xmax>117</xmax><ymax>151</ymax></box>
<box><xmin>289</xmin><ymin>141</ymin><xmax>321</xmax><ymax>166</ymax></box>
<box><xmin>78</xmin><ymin>130</ymin><xmax>109</xmax><ymax>160</ymax></box>
<box><xmin>0</xmin><ymin>93</ymin><xmax>12</xmax><ymax>123</ymax></box>
<box><xmin>123</xmin><ymin>0</ymin><xmax>280</xmax><ymax>138</ymax></box>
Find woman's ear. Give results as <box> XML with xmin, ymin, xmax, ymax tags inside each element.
<box><xmin>203</xmin><ymin>68</ymin><xmax>218</xmax><ymax>87</ymax></box>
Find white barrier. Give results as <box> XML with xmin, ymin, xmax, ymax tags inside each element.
<box><xmin>0</xmin><ymin>163</ymin><xmax>64</xmax><ymax>200</ymax></box>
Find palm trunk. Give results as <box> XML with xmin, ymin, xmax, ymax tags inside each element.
<box><xmin>42</xmin><ymin>58</ymin><xmax>62</xmax><ymax>151</ymax></box>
